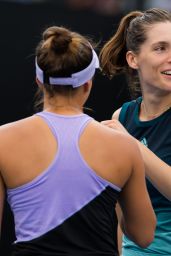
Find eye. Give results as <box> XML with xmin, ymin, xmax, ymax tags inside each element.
<box><xmin>154</xmin><ymin>45</ymin><xmax>166</xmax><ymax>52</ymax></box>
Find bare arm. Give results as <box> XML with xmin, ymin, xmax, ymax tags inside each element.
<box><xmin>118</xmin><ymin>140</ymin><xmax>156</xmax><ymax>248</ymax></box>
<box><xmin>102</xmin><ymin>108</ymin><xmax>171</xmax><ymax>201</ymax></box>
<box><xmin>137</xmin><ymin>141</ymin><xmax>171</xmax><ymax>201</ymax></box>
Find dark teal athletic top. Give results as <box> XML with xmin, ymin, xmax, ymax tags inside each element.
<box><xmin>119</xmin><ymin>97</ymin><xmax>171</xmax><ymax>256</ymax></box>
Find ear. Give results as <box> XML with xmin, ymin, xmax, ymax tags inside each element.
<box><xmin>83</xmin><ymin>80</ymin><xmax>92</xmax><ymax>93</ymax></box>
<box><xmin>126</xmin><ymin>51</ymin><xmax>139</xmax><ymax>69</ymax></box>
<box><xmin>36</xmin><ymin>78</ymin><xmax>43</xmax><ymax>88</ymax></box>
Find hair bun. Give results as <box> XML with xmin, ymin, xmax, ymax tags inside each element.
<box><xmin>43</xmin><ymin>26</ymin><xmax>72</xmax><ymax>54</ymax></box>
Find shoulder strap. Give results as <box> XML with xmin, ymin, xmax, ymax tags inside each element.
<box><xmin>119</xmin><ymin>101</ymin><xmax>132</xmax><ymax>124</ymax></box>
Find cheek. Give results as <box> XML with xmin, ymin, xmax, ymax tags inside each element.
<box><xmin>138</xmin><ymin>63</ymin><xmax>157</xmax><ymax>83</ymax></box>
<box><xmin>138</xmin><ymin>59</ymin><xmax>157</xmax><ymax>75</ymax></box>
<box><xmin>138</xmin><ymin>64</ymin><xmax>151</xmax><ymax>76</ymax></box>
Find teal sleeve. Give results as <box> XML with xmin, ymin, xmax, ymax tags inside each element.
<box><xmin>119</xmin><ymin>102</ymin><xmax>131</xmax><ymax>124</ymax></box>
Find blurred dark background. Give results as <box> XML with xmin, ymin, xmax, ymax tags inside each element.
<box><xmin>0</xmin><ymin>0</ymin><xmax>170</xmax><ymax>255</ymax></box>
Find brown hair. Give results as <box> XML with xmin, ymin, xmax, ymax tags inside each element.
<box><xmin>35</xmin><ymin>26</ymin><xmax>95</xmax><ymax>109</ymax></box>
<box><xmin>100</xmin><ymin>8</ymin><xmax>171</xmax><ymax>96</ymax></box>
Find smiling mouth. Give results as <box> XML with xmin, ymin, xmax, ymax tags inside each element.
<box><xmin>161</xmin><ymin>71</ymin><xmax>171</xmax><ymax>75</ymax></box>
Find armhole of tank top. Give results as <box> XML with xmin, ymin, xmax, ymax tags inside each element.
<box><xmin>78</xmin><ymin>117</ymin><xmax>93</xmax><ymax>138</ymax></box>
<box><xmin>119</xmin><ymin>102</ymin><xmax>131</xmax><ymax>124</ymax></box>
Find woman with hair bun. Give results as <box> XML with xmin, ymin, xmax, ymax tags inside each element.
<box><xmin>0</xmin><ymin>26</ymin><xmax>155</xmax><ymax>256</ymax></box>
<box><xmin>100</xmin><ymin>7</ymin><xmax>171</xmax><ymax>256</ymax></box>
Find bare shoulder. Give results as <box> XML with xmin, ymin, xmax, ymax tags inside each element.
<box><xmin>0</xmin><ymin>115</ymin><xmax>40</xmax><ymax>147</ymax></box>
<box><xmin>112</xmin><ymin>107</ymin><xmax>122</xmax><ymax>120</ymax></box>
<box><xmin>85</xmin><ymin>120</ymin><xmax>140</xmax><ymax>188</ymax></box>
<box><xmin>88</xmin><ymin>119</ymin><xmax>138</xmax><ymax>157</ymax></box>
<box><xmin>0</xmin><ymin>115</ymin><xmax>33</xmax><ymax>133</ymax></box>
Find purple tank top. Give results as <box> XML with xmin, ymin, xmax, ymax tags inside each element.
<box><xmin>7</xmin><ymin>111</ymin><xmax>121</xmax><ymax>243</ymax></box>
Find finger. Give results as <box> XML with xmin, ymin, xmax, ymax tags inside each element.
<box><xmin>101</xmin><ymin>120</ymin><xmax>113</xmax><ymax>124</ymax></box>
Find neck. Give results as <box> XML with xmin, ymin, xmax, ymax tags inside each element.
<box><xmin>44</xmin><ymin>104</ymin><xmax>83</xmax><ymax>114</ymax></box>
<box><xmin>43</xmin><ymin>96</ymin><xmax>83</xmax><ymax>115</ymax></box>
<box><xmin>140</xmin><ymin>94</ymin><xmax>171</xmax><ymax>120</ymax></box>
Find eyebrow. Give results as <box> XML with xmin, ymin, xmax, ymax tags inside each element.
<box><xmin>151</xmin><ymin>41</ymin><xmax>169</xmax><ymax>46</ymax></box>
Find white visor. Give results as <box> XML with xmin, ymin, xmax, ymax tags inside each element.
<box><xmin>36</xmin><ymin>49</ymin><xmax>99</xmax><ymax>88</ymax></box>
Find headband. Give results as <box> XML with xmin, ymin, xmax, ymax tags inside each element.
<box><xmin>36</xmin><ymin>49</ymin><xmax>99</xmax><ymax>88</ymax></box>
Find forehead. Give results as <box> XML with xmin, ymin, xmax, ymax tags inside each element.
<box><xmin>145</xmin><ymin>22</ymin><xmax>171</xmax><ymax>44</ymax></box>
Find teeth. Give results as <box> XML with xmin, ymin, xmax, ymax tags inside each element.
<box><xmin>162</xmin><ymin>71</ymin><xmax>171</xmax><ymax>75</ymax></box>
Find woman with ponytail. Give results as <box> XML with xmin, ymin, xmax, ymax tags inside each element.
<box><xmin>100</xmin><ymin>8</ymin><xmax>171</xmax><ymax>256</ymax></box>
<box><xmin>0</xmin><ymin>26</ymin><xmax>155</xmax><ymax>256</ymax></box>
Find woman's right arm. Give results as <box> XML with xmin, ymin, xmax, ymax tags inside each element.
<box><xmin>118</xmin><ymin>138</ymin><xmax>156</xmax><ymax>248</ymax></box>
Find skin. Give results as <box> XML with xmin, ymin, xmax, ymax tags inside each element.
<box><xmin>127</xmin><ymin>21</ymin><xmax>171</xmax><ymax>120</ymax></box>
<box><xmin>0</xmin><ymin>80</ymin><xmax>156</xmax><ymax>248</ymax></box>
